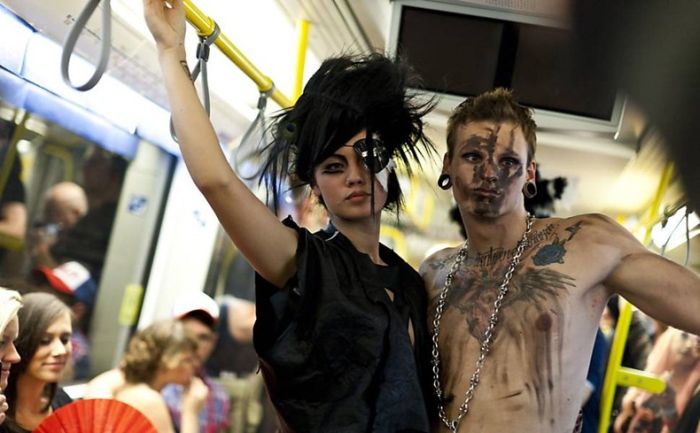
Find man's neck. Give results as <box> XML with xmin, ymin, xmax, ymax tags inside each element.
<box><xmin>462</xmin><ymin>210</ymin><xmax>530</xmax><ymax>256</ymax></box>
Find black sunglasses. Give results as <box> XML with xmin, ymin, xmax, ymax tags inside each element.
<box><xmin>352</xmin><ymin>136</ymin><xmax>390</xmax><ymax>173</ymax></box>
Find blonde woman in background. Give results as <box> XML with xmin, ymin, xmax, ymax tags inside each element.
<box><xmin>88</xmin><ymin>319</ymin><xmax>208</xmax><ymax>433</ymax></box>
<box><xmin>0</xmin><ymin>288</ymin><xmax>22</xmax><ymax>427</ymax></box>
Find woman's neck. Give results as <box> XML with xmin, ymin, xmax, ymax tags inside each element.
<box><xmin>15</xmin><ymin>374</ymin><xmax>51</xmax><ymax>429</ymax></box>
<box><xmin>330</xmin><ymin>216</ymin><xmax>384</xmax><ymax>265</ymax></box>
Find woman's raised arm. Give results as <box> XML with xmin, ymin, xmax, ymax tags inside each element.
<box><xmin>143</xmin><ymin>0</ymin><xmax>297</xmax><ymax>288</ymax></box>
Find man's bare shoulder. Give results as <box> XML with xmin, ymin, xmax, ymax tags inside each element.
<box><xmin>531</xmin><ymin>213</ymin><xmax>645</xmax><ymax>268</ymax></box>
<box><xmin>420</xmin><ymin>246</ymin><xmax>460</xmax><ymax>274</ymax></box>
<box><xmin>420</xmin><ymin>245</ymin><xmax>461</xmax><ymax>286</ymax></box>
<box><xmin>559</xmin><ymin>213</ymin><xmax>642</xmax><ymax>249</ymax></box>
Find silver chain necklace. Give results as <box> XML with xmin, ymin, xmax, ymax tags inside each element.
<box><xmin>431</xmin><ymin>214</ymin><xmax>534</xmax><ymax>433</ymax></box>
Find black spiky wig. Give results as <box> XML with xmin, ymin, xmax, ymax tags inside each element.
<box><xmin>260</xmin><ymin>53</ymin><xmax>435</xmax><ymax>214</ymax></box>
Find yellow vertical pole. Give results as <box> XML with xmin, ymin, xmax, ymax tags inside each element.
<box><xmin>598</xmin><ymin>299</ymin><xmax>634</xmax><ymax>433</ymax></box>
<box><xmin>597</xmin><ymin>162</ymin><xmax>675</xmax><ymax>433</ymax></box>
<box><xmin>293</xmin><ymin>19</ymin><xmax>310</xmax><ymax>102</ymax></box>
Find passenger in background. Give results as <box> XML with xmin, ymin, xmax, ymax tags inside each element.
<box><xmin>30</xmin><ymin>181</ymin><xmax>94</xmax><ymax>381</ymax></box>
<box><xmin>162</xmin><ymin>292</ymin><xmax>230</xmax><ymax>433</ymax></box>
<box><xmin>31</xmin><ymin>263</ymin><xmax>96</xmax><ymax>381</ymax></box>
<box><xmin>0</xmin><ymin>288</ymin><xmax>22</xmax><ymax>427</ymax></box>
<box><xmin>48</xmin><ymin>148</ymin><xmax>127</xmax><ymax>283</ymax></box>
<box><xmin>673</xmin><ymin>383</ymin><xmax>700</xmax><ymax>433</ymax></box>
<box><xmin>0</xmin><ymin>119</ymin><xmax>27</xmax><ymax>275</ymax></box>
<box><xmin>604</xmin><ymin>295</ymin><xmax>655</xmax><ymax>425</ymax></box>
<box><xmin>207</xmin><ymin>288</ymin><xmax>277</xmax><ymax>433</ymax></box>
<box><xmin>31</xmin><ymin>182</ymin><xmax>88</xmax><ymax>268</ymax></box>
<box><xmin>87</xmin><ymin>320</ymin><xmax>208</xmax><ymax>433</ymax></box>
<box><xmin>581</xmin><ymin>329</ymin><xmax>610</xmax><ymax>433</ymax></box>
<box><xmin>2</xmin><ymin>292</ymin><xmax>72</xmax><ymax>433</ymax></box>
<box><xmin>615</xmin><ymin>328</ymin><xmax>700</xmax><ymax>433</ymax></box>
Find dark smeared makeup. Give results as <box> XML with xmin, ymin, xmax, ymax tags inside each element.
<box><xmin>319</xmin><ymin>154</ymin><xmax>348</xmax><ymax>174</ymax></box>
<box><xmin>456</xmin><ymin>124</ymin><xmax>526</xmax><ymax>216</ymax></box>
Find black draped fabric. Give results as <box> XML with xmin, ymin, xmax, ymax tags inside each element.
<box><xmin>673</xmin><ymin>389</ymin><xmax>700</xmax><ymax>433</ymax></box>
<box><xmin>254</xmin><ymin>217</ymin><xmax>432</xmax><ymax>433</ymax></box>
<box><xmin>1</xmin><ymin>388</ymin><xmax>73</xmax><ymax>433</ymax></box>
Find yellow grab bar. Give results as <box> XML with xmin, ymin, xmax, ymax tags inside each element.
<box><xmin>598</xmin><ymin>161</ymin><xmax>674</xmax><ymax>433</ymax></box>
<box><xmin>183</xmin><ymin>0</ymin><xmax>293</xmax><ymax>109</ymax></box>
<box><xmin>293</xmin><ymin>19</ymin><xmax>310</xmax><ymax>102</ymax></box>
<box><xmin>615</xmin><ymin>367</ymin><xmax>666</xmax><ymax>393</ymax></box>
<box><xmin>598</xmin><ymin>300</ymin><xmax>666</xmax><ymax>433</ymax></box>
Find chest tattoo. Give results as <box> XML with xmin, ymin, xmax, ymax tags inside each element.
<box><xmin>428</xmin><ymin>220</ymin><xmax>585</xmax><ymax>419</ymax></box>
<box><xmin>446</xmin><ymin>265</ymin><xmax>575</xmax><ymax>340</ymax></box>
<box><xmin>532</xmin><ymin>221</ymin><xmax>583</xmax><ymax>266</ymax></box>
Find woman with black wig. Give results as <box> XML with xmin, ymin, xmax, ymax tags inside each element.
<box><xmin>144</xmin><ymin>1</ymin><xmax>436</xmax><ymax>431</ymax></box>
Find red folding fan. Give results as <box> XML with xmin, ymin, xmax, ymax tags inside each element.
<box><xmin>34</xmin><ymin>398</ymin><xmax>157</xmax><ymax>433</ymax></box>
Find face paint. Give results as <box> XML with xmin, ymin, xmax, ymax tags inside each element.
<box><xmin>460</xmin><ymin>125</ymin><xmax>526</xmax><ymax>216</ymax></box>
<box><xmin>352</xmin><ymin>134</ymin><xmax>390</xmax><ymax>173</ymax></box>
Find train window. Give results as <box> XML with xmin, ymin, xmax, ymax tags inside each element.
<box><xmin>0</xmin><ymin>98</ymin><xmax>129</xmax><ymax>381</ymax></box>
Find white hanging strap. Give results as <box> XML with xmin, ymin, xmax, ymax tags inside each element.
<box><xmin>61</xmin><ymin>0</ymin><xmax>112</xmax><ymax>91</ymax></box>
<box><xmin>170</xmin><ymin>23</ymin><xmax>222</xmax><ymax>143</ymax></box>
<box><xmin>232</xmin><ymin>86</ymin><xmax>274</xmax><ymax>179</ymax></box>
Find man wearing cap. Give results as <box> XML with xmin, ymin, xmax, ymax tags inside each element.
<box><xmin>163</xmin><ymin>292</ymin><xmax>230</xmax><ymax>433</ymax></box>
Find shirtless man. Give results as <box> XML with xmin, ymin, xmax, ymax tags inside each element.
<box><xmin>420</xmin><ymin>88</ymin><xmax>700</xmax><ymax>433</ymax></box>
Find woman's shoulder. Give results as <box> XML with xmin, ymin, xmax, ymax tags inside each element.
<box><xmin>115</xmin><ymin>383</ymin><xmax>164</xmax><ymax>405</ymax></box>
<box><xmin>52</xmin><ymin>387</ymin><xmax>73</xmax><ymax>410</ymax></box>
<box><xmin>115</xmin><ymin>385</ymin><xmax>174</xmax><ymax>433</ymax></box>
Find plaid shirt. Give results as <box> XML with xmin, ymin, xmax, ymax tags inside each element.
<box><xmin>162</xmin><ymin>373</ymin><xmax>230</xmax><ymax>433</ymax></box>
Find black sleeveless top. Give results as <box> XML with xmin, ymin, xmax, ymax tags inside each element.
<box><xmin>0</xmin><ymin>388</ymin><xmax>73</xmax><ymax>433</ymax></box>
<box><xmin>254</xmin><ymin>217</ymin><xmax>433</xmax><ymax>433</ymax></box>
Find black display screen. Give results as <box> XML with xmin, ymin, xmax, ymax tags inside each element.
<box><xmin>396</xmin><ymin>6</ymin><xmax>617</xmax><ymax>120</ymax></box>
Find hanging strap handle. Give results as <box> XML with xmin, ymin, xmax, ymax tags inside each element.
<box><xmin>61</xmin><ymin>0</ymin><xmax>112</xmax><ymax>91</ymax></box>
<box><xmin>232</xmin><ymin>86</ymin><xmax>274</xmax><ymax>179</ymax></box>
<box><xmin>170</xmin><ymin>23</ymin><xmax>221</xmax><ymax>143</ymax></box>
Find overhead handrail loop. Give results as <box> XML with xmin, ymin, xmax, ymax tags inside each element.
<box><xmin>170</xmin><ymin>23</ymin><xmax>221</xmax><ymax>143</ymax></box>
<box><xmin>182</xmin><ymin>0</ymin><xmax>292</xmax><ymax>108</ymax></box>
<box><xmin>232</xmin><ymin>86</ymin><xmax>274</xmax><ymax>178</ymax></box>
<box><xmin>61</xmin><ymin>0</ymin><xmax>112</xmax><ymax>91</ymax></box>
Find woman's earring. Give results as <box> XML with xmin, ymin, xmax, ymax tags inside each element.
<box><xmin>523</xmin><ymin>182</ymin><xmax>538</xmax><ymax>198</ymax></box>
<box><xmin>437</xmin><ymin>173</ymin><xmax>452</xmax><ymax>190</ymax></box>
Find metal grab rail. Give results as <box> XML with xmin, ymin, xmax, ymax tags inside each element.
<box><xmin>183</xmin><ymin>0</ymin><xmax>293</xmax><ymax>109</ymax></box>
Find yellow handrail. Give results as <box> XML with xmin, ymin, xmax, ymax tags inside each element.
<box><xmin>183</xmin><ymin>0</ymin><xmax>293</xmax><ymax>109</ymax></box>
<box><xmin>0</xmin><ymin>111</ymin><xmax>30</xmax><ymax>251</ymax></box>
<box><xmin>293</xmin><ymin>19</ymin><xmax>310</xmax><ymax>102</ymax></box>
<box><xmin>597</xmin><ymin>161</ymin><xmax>675</xmax><ymax>433</ymax></box>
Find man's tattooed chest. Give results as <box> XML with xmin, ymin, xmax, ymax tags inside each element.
<box><xmin>431</xmin><ymin>221</ymin><xmax>584</xmax><ymax>341</ymax></box>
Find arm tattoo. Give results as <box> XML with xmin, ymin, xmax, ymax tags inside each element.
<box><xmin>429</xmin><ymin>256</ymin><xmax>452</xmax><ymax>271</ymax></box>
<box><xmin>180</xmin><ymin>60</ymin><xmax>192</xmax><ymax>80</ymax></box>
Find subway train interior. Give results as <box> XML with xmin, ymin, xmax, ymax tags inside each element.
<box><xmin>0</xmin><ymin>1</ymin><xmax>698</xmax><ymax>432</ymax></box>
